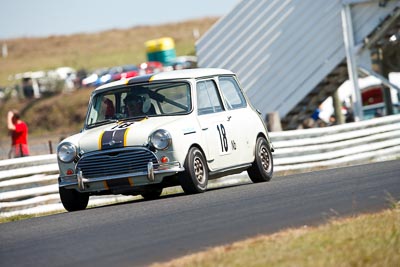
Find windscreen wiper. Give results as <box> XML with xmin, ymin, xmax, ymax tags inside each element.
<box><xmin>87</xmin><ymin>119</ymin><xmax>118</xmax><ymax>129</ymax></box>
<box><xmin>118</xmin><ymin>115</ymin><xmax>148</xmax><ymax>122</ymax></box>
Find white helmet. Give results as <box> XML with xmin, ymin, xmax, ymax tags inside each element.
<box><xmin>139</xmin><ymin>93</ymin><xmax>151</xmax><ymax>113</ymax></box>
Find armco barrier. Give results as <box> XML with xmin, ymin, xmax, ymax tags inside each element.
<box><xmin>1</xmin><ymin>114</ymin><xmax>400</xmax><ymax>217</ymax></box>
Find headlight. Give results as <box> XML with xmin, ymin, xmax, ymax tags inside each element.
<box><xmin>57</xmin><ymin>142</ymin><xmax>77</xmax><ymax>163</ymax></box>
<box><xmin>149</xmin><ymin>129</ymin><xmax>172</xmax><ymax>150</ymax></box>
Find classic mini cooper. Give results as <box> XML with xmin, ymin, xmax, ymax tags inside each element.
<box><xmin>57</xmin><ymin>68</ymin><xmax>274</xmax><ymax>211</ymax></box>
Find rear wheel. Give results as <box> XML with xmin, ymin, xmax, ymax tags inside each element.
<box><xmin>59</xmin><ymin>187</ymin><xmax>89</xmax><ymax>212</ymax></box>
<box><xmin>247</xmin><ymin>137</ymin><xmax>273</xmax><ymax>183</ymax></box>
<box><xmin>141</xmin><ymin>188</ymin><xmax>163</xmax><ymax>200</ymax></box>
<box><xmin>179</xmin><ymin>147</ymin><xmax>208</xmax><ymax>194</ymax></box>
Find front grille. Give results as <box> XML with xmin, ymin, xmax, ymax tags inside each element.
<box><xmin>77</xmin><ymin>148</ymin><xmax>158</xmax><ymax>178</ymax></box>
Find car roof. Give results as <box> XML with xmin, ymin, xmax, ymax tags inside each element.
<box><xmin>94</xmin><ymin>68</ymin><xmax>234</xmax><ymax>91</ymax></box>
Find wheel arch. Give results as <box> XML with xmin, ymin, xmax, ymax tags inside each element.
<box><xmin>256</xmin><ymin>132</ymin><xmax>274</xmax><ymax>152</ymax></box>
<box><xmin>186</xmin><ymin>143</ymin><xmax>210</xmax><ymax>172</ymax></box>
<box><xmin>249</xmin><ymin>132</ymin><xmax>274</xmax><ymax>162</ymax></box>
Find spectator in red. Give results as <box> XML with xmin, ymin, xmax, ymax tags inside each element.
<box><xmin>7</xmin><ymin>110</ymin><xmax>30</xmax><ymax>158</ymax></box>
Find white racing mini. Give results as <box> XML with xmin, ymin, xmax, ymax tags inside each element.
<box><xmin>57</xmin><ymin>68</ymin><xmax>274</xmax><ymax>211</ymax></box>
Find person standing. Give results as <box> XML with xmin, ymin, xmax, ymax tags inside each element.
<box><xmin>7</xmin><ymin>110</ymin><xmax>30</xmax><ymax>157</ymax></box>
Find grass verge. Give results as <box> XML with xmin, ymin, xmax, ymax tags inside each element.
<box><xmin>151</xmin><ymin>202</ymin><xmax>400</xmax><ymax>267</ymax></box>
<box><xmin>0</xmin><ymin>211</ymin><xmax>64</xmax><ymax>224</ymax></box>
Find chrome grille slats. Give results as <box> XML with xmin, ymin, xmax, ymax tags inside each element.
<box><xmin>78</xmin><ymin>157</ymin><xmax>152</xmax><ymax>168</ymax></box>
<box><xmin>77</xmin><ymin>147</ymin><xmax>158</xmax><ymax>178</ymax></box>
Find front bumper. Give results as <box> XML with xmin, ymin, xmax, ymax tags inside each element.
<box><xmin>59</xmin><ymin>161</ymin><xmax>184</xmax><ymax>192</ymax></box>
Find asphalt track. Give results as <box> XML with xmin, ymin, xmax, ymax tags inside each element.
<box><xmin>1</xmin><ymin>160</ymin><xmax>399</xmax><ymax>267</ymax></box>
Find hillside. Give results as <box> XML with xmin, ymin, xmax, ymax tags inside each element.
<box><xmin>0</xmin><ymin>17</ymin><xmax>218</xmax><ymax>145</ymax></box>
<box><xmin>0</xmin><ymin>17</ymin><xmax>218</xmax><ymax>86</ymax></box>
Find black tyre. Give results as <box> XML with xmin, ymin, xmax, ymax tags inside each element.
<box><xmin>141</xmin><ymin>187</ymin><xmax>163</xmax><ymax>200</ymax></box>
<box><xmin>179</xmin><ymin>147</ymin><xmax>208</xmax><ymax>194</ymax></box>
<box><xmin>247</xmin><ymin>137</ymin><xmax>273</xmax><ymax>183</ymax></box>
<box><xmin>59</xmin><ymin>187</ymin><xmax>89</xmax><ymax>212</ymax></box>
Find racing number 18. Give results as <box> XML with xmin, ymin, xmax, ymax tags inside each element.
<box><xmin>217</xmin><ymin>124</ymin><xmax>228</xmax><ymax>153</ymax></box>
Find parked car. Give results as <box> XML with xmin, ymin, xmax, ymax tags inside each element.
<box><xmin>111</xmin><ymin>65</ymin><xmax>140</xmax><ymax>82</ymax></box>
<box><xmin>94</xmin><ymin>66</ymin><xmax>124</xmax><ymax>86</ymax></box>
<box><xmin>172</xmin><ymin>56</ymin><xmax>197</xmax><ymax>70</ymax></box>
<box><xmin>138</xmin><ymin>61</ymin><xmax>163</xmax><ymax>74</ymax></box>
<box><xmin>57</xmin><ymin>68</ymin><xmax>274</xmax><ymax>211</ymax></box>
<box><xmin>82</xmin><ymin>68</ymin><xmax>109</xmax><ymax>87</ymax></box>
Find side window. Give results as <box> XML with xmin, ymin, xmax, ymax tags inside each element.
<box><xmin>219</xmin><ymin>76</ymin><xmax>247</xmax><ymax>110</ymax></box>
<box><xmin>100</xmin><ymin>94</ymin><xmax>115</xmax><ymax>119</ymax></box>
<box><xmin>157</xmin><ymin>84</ymin><xmax>191</xmax><ymax>114</ymax></box>
<box><xmin>87</xmin><ymin>93</ymin><xmax>116</xmax><ymax>124</ymax></box>
<box><xmin>197</xmin><ymin>80</ymin><xmax>223</xmax><ymax>115</ymax></box>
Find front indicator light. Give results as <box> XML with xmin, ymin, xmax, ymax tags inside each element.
<box><xmin>161</xmin><ymin>156</ymin><xmax>169</xmax><ymax>163</ymax></box>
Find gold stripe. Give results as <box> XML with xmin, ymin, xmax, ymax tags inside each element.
<box><xmin>103</xmin><ymin>181</ymin><xmax>109</xmax><ymax>190</ymax></box>
<box><xmin>128</xmin><ymin>178</ymin><xmax>134</xmax><ymax>186</ymax></box>
<box><xmin>149</xmin><ymin>75</ymin><xmax>155</xmax><ymax>81</ymax></box>
<box><xmin>98</xmin><ymin>131</ymin><xmax>105</xmax><ymax>150</ymax></box>
<box><xmin>123</xmin><ymin>127</ymin><xmax>130</xmax><ymax>147</ymax></box>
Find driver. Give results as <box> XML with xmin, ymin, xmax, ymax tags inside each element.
<box><xmin>125</xmin><ymin>93</ymin><xmax>152</xmax><ymax>116</ymax></box>
<box><xmin>101</xmin><ymin>97</ymin><xmax>115</xmax><ymax>119</ymax></box>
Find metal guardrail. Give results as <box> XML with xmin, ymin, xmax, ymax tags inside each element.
<box><xmin>1</xmin><ymin>114</ymin><xmax>400</xmax><ymax>217</ymax></box>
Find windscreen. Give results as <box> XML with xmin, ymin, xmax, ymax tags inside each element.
<box><xmin>85</xmin><ymin>82</ymin><xmax>191</xmax><ymax>128</ymax></box>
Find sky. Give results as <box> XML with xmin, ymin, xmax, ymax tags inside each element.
<box><xmin>0</xmin><ymin>0</ymin><xmax>239</xmax><ymax>39</ymax></box>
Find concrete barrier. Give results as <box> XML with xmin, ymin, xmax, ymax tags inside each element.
<box><xmin>1</xmin><ymin>114</ymin><xmax>400</xmax><ymax>217</ymax></box>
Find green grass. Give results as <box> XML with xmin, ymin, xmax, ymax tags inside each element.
<box><xmin>0</xmin><ymin>211</ymin><xmax>65</xmax><ymax>224</ymax></box>
<box><xmin>151</xmin><ymin>203</ymin><xmax>400</xmax><ymax>267</ymax></box>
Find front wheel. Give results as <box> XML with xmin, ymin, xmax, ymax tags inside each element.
<box><xmin>59</xmin><ymin>187</ymin><xmax>89</xmax><ymax>212</ymax></box>
<box><xmin>247</xmin><ymin>137</ymin><xmax>273</xmax><ymax>183</ymax></box>
<box><xmin>179</xmin><ymin>147</ymin><xmax>208</xmax><ymax>194</ymax></box>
